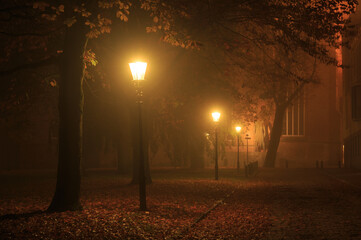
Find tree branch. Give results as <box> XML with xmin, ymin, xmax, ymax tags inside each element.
<box><xmin>0</xmin><ymin>5</ymin><xmax>32</xmax><ymax>13</ymax></box>
<box><xmin>0</xmin><ymin>55</ymin><xmax>60</xmax><ymax>77</ymax></box>
<box><xmin>0</xmin><ymin>25</ymin><xmax>65</xmax><ymax>37</ymax></box>
<box><xmin>217</xmin><ymin>22</ymin><xmax>310</xmax><ymax>83</ymax></box>
<box><xmin>0</xmin><ymin>31</ymin><xmax>48</xmax><ymax>37</ymax></box>
<box><xmin>0</xmin><ymin>12</ymin><xmax>40</xmax><ymax>22</ymax></box>
<box><xmin>284</xmin><ymin>58</ymin><xmax>317</xmax><ymax>107</ymax></box>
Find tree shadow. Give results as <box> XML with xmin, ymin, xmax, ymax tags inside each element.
<box><xmin>0</xmin><ymin>210</ymin><xmax>45</xmax><ymax>222</ymax></box>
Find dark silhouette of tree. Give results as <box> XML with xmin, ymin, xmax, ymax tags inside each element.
<box><xmin>0</xmin><ymin>0</ymin><xmax>197</xmax><ymax>211</ymax></box>
<box><xmin>175</xmin><ymin>0</ymin><xmax>357</xmax><ymax>167</ymax></box>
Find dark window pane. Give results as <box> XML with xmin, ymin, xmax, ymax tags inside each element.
<box><xmin>282</xmin><ymin>87</ymin><xmax>305</xmax><ymax>136</ymax></box>
<box><xmin>282</xmin><ymin>110</ymin><xmax>287</xmax><ymax>135</ymax></box>
<box><xmin>294</xmin><ymin>102</ymin><xmax>299</xmax><ymax>135</ymax></box>
<box><xmin>299</xmin><ymin>93</ymin><xmax>304</xmax><ymax>135</ymax></box>
<box><xmin>288</xmin><ymin>105</ymin><xmax>293</xmax><ymax>135</ymax></box>
<box><xmin>352</xmin><ymin>85</ymin><xmax>361</xmax><ymax>120</ymax></box>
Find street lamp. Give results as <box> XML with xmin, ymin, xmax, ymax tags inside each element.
<box><xmin>235</xmin><ymin>126</ymin><xmax>241</xmax><ymax>173</ymax></box>
<box><xmin>129</xmin><ymin>61</ymin><xmax>147</xmax><ymax>211</ymax></box>
<box><xmin>212</xmin><ymin>111</ymin><xmax>221</xmax><ymax>180</ymax></box>
<box><xmin>205</xmin><ymin>132</ymin><xmax>210</xmax><ymax>140</ymax></box>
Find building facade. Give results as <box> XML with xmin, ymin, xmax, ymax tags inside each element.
<box><xmin>342</xmin><ymin>5</ymin><xmax>361</xmax><ymax>168</ymax></box>
<box><xmin>275</xmin><ymin>59</ymin><xmax>343</xmax><ymax>168</ymax></box>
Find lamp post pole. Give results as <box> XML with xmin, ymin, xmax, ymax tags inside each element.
<box><xmin>246</xmin><ymin>134</ymin><xmax>250</xmax><ymax>165</ymax></box>
<box><xmin>215</xmin><ymin>124</ymin><xmax>218</xmax><ymax>180</ymax></box>
<box><xmin>245</xmin><ymin>134</ymin><xmax>251</xmax><ymax>177</ymax></box>
<box><xmin>136</xmin><ymin>86</ymin><xmax>146</xmax><ymax>211</ymax></box>
<box><xmin>235</xmin><ymin>126</ymin><xmax>241</xmax><ymax>173</ymax></box>
<box><xmin>212</xmin><ymin>112</ymin><xmax>220</xmax><ymax>180</ymax></box>
<box><xmin>237</xmin><ymin>133</ymin><xmax>240</xmax><ymax>172</ymax></box>
<box><xmin>129</xmin><ymin>61</ymin><xmax>147</xmax><ymax>211</ymax></box>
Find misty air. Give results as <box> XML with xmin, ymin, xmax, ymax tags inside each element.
<box><xmin>0</xmin><ymin>0</ymin><xmax>361</xmax><ymax>239</ymax></box>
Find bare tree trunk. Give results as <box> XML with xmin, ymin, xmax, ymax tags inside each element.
<box><xmin>48</xmin><ymin>20</ymin><xmax>88</xmax><ymax>212</ymax></box>
<box><xmin>263</xmin><ymin>104</ymin><xmax>286</xmax><ymax>168</ymax></box>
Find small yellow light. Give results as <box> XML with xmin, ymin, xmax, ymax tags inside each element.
<box><xmin>129</xmin><ymin>61</ymin><xmax>147</xmax><ymax>80</ymax></box>
<box><xmin>205</xmin><ymin>132</ymin><xmax>210</xmax><ymax>139</ymax></box>
<box><xmin>212</xmin><ymin>112</ymin><xmax>221</xmax><ymax>122</ymax></box>
<box><xmin>235</xmin><ymin>126</ymin><xmax>241</xmax><ymax>133</ymax></box>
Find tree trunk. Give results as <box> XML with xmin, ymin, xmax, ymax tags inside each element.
<box><xmin>263</xmin><ymin>104</ymin><xmax>286</xmax><ymax>168</ymax></box>
<box><xmin>48</xmin><ymin>20</ymin><xmax>88</xmax><ymax>212</ymax></box>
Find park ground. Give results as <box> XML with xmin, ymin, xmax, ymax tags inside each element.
<box><xmin>1</xmin><ymin>168</ymin><xmax>361</xmax><ymax>239</ymax></box>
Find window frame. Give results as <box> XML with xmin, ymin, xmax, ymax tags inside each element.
<box><xmin>282</xmin><ymin>90</ymin><xmax>305</xmax><ymax>137</ymax></box>
<box><xmin>351</xmin><ymin>84</ymin><xmax>361</xmax><ymax>121</ymax></box>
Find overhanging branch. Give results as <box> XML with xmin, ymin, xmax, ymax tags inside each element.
<box><xmin>0</xmin><ymin>55</ymin><xmax>60</xmax><ymax>77</ymax></box>
<box><xmin>284</xmin><ymin>58</ymin><xmax>317</xmax><ymax>107</ymax></box>
<box><xmin>0</xmin><ymin>25</ymin><xmax>65</xmax><ymax>37</ymax></box>
<box><xmin>0</xmin><ymin>5</ymin><xmax>32</xmax><ymax>13</ymax></box>
<box><xmin>0</xmin><ymin>31</ymin><xmax>49</xmax><ymax>37</ymax></box>
<box><xmin>217</xmin><ymin>22</ymin><xmax>316</xmax><ymax>83</ymax></box>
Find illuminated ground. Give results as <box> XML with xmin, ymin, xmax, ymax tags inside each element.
<box><xmin>1</xmin><ymin>168</ymin><xmax>361</xmax><ymax>239</ymax></box>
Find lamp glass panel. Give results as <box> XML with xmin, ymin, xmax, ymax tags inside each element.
<box><xmin>129</xmin><ymin>62</ymin><xmax>147</xmax><ymax>80</ymax></box>
<box><xmin>212</xmin><ymin>112</ymin><xmax>221</xmax><ymax>122</ymax></box>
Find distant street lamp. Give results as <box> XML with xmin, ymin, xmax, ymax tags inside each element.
<box><xmin>205</xmin><ymin>132</ymin><xmax>210</xmax><ymax>139</ymax></box>
<box><xmin>235</xmin><ymin>126</ymin><xmax>241</xmax><ymax>173</ymax></box>
<box><xmin>129</xmin><ymin>61</ymin><xmax>147</xmax><ymax>211</ymax></box>
<box><xmin>212</xmin><ymin>112</ymin><xmax>221</xmax><ymax>180</ymax></box>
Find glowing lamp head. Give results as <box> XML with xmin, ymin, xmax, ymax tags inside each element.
<box><xmin>205</xmin><ymin>132</ymin><xmax>210</xmax><ymax>139</ymax></box>
<box><xmin>212</xmin><ymin>112</ymin><xmax>221</xmax><ymax>122</ymax></box>
<box><xmin>235</xmin><ymin>126</ymin><xmax>241</xmax><ymax>133</ymax></box>
<box><xmin>129</xmin><ymin>61</ymin><xmax>147</xmax><ymax>80</ymax></box>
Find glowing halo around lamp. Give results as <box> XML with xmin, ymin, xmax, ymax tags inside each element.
<box><xmin>129</xmin><ymin>61</ymin><xmax>147</xmax><ymax>80</ymax></box>
<box><xmin>235</xmin><ymin>126</ymin><xmax>241</xmax><ymax>133</ymax></box>
<box><xmin>212</xmin><ymin>112</ymin><xmax>221</xmax><ymax>122</ymax></box>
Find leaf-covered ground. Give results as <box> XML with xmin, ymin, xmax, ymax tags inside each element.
<box><xmin>1</xmin><ymin>168</ymin><xmax>361</xmax><ymax>239</ymax></box>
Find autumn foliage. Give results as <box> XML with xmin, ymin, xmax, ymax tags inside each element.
<box><xmin>2</xmin><ymin>169</ymin><xmax>361</xmax><ymax>239</ymax></box>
